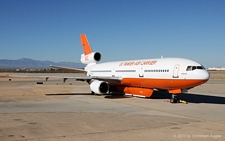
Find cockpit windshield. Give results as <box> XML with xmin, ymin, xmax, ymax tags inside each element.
<box><xmin>186</xmin><ymin>66</ymin><xmax>205</xmax><ymax>71</ymax></box>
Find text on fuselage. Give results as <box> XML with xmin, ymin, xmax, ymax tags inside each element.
<box><xmin>119</xmin><ymin>60</ymin><xmax>157</xmax><ymax>66</ymax></box>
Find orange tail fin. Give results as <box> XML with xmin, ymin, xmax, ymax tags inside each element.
<box><xmin>80</xmin><ymin>34</ymin><xmax>92</xmax><ymax>55</ymax></box>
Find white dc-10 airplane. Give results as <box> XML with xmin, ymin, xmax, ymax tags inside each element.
<box><xmin>48</xmin><ymin>34</ymin><xmax>210</xmax><ymax>103</ymax></box>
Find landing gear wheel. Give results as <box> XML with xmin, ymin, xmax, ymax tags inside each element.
<box><xmin>170</xmin><ymin>95</ymin><xmax>179</xmax><ymax>103</ymax></box>
<box><xmin>170</xmin><ymin>98</ymin><xmax>175</xmax><ymax>103</ymax></box>
<box><xmin>91</xmin><ymin>91</ymin><xmax>95</xmax><ymax>95</ymax></box>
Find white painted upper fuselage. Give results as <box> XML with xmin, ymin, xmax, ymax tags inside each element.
<box><xmin>85</xmin><ymin>57</ymin><xmax>209</xmax><ymax>81</ymax></box>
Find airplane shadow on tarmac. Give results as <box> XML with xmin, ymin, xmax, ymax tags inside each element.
<box><xmin>104</xmin><ymin>94</ymin><xmax>133</xmax><ymax>99</ymax></box>
<box><xmin>45</xmin><ymin>93</ymin><xmax>93</xmax><ymax>96</ymax></box>
<box><xmin>46</xmin><ymin>93</ymin><xmax>133</xmax><ymax>99</ymax></box>
<box><xmin>45</xmin><ymin>91</ymin><xmax>225</xmax><ymax>104</ymax></box>
<box><xmin>150</xmin><ymin>91</ymin><xmax>225</xmax><ymax>104</ymax></box>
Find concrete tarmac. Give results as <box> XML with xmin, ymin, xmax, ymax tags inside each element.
<box><xmin>0</xmin><ymin>73</ymin><xmax>225</xmax><ymax>141</ymax></box>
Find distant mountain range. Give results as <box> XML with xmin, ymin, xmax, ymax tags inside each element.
<box><xmin>0</xmin><ymin>58</ymin><xmax>84</xmax><ymax>69</ymax></box>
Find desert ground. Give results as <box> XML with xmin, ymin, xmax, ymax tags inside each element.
<box><xmin>0</xmin><ymin>72</ymin><xmax>225</xmax><ymax>141</ymax></box>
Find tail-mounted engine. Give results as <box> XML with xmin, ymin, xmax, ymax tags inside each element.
<box><xmin>80</xmin><ymin>52</ymin><xmax>101</xmax><ymax>65</ymax></box>
<box><xmin>90</xmin><ymin>80</ymin><xmax>109</xmax><ymax>94</ymax></box>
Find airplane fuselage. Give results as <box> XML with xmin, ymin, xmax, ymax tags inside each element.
<box><xmin>85</xmin><ymin>57</ymin><xmax>209</xmax><ymax>93</ymax></box>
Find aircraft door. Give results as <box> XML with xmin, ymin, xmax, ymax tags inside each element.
<box><xmin>173</xmin><ymin>64</ymin><xmax>180</xmax><ymax>78</ymax></box>
<box><xmin>112</xmin><ymin>68</ymin><xmax>115</xmax><ymax>77</ymax></box>
<box><xmin>139</xmin><ymin>68</ymin><xmax>144</xmax><ymax>77</ymax></box>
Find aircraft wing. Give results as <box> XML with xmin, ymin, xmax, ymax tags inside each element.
<box><xmin>49</xmin><ymin>65</ymin><xmax>85</xmax><ymax>72</ymax></box>
<box><xmin>43</xmin><ymin>75</ymin><xmax>122</xmax><ymax>83</ymax></box>
<box><xmin>89</xmin><ymin>76</ymin><xmax>122</xmax><ymax>84</ymax></box>
<box><xmin>10</xmin><ymin>74</ymin><xmax>122</xmax><ymax>83</ymax></box>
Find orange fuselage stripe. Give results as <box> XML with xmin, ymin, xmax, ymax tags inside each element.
<box><xmin>120</xmin><ymin>78</ymin><xmax>208</xmax><ymax>90</ymax></box>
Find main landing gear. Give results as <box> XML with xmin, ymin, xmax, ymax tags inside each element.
<box><xmin>170</xmin><ymin>94</ymin><xmax>188</xmax><ymax>104</ymax></box>
<box><xmin>170</xmin><ymin>94</ymin><xmax>179</xmax><ymax>103</ymax></box>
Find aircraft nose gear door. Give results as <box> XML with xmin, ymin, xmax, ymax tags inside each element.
<box><xmin>173</xmin><ymin>64</ymin><xmax>180</xmax><ymax>78</ymax></box>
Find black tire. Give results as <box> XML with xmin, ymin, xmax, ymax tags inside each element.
<box><xmin>170</xmin><ymin>98</ymin><xmax>175</xmax><ymax>103</ymax></box>
<box><xmin>174</xmin><ymin>97</ymin><xmax>178</xmax><ymax>103</ymax></box>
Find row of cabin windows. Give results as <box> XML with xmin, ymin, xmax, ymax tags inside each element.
<box><xmin>144</xmin><ymin>69</ymin><xmax>169</xmax><ymax>73</ymax></box>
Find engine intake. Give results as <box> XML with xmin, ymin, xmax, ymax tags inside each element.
<box><xmin>94</xmin><ymin>52</ymin><xmax>101</xmax><ymax>61</ymax></box>
<box><xmin>90</xmin><ymin>80</ymin><xmax>109</xmax><ymax>94</ymax></box>
<box><xmin>80</xmin><ymin>52</ymin><xmax>101</xmax><ymax>65</ymax></box>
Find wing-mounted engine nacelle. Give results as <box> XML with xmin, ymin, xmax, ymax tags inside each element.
<box><xmin>90</xmin><ymin>80</ymin><xmax>109</xmax><ymax>94</ymax></box>
<box><xmin>80</xmin><ymin>52</ymin><xmax>101</xmax><ymax>65</ymax></box>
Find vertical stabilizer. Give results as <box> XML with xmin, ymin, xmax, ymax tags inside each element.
<box><xmin>80</xmin><ymin>34</ymin><xmax>92</xmax><ymax>55</ymax></box>
<box><xmin>80</xmin><ymin>34</ymin><xmax>101</xmax><ymax>65</ymax></box>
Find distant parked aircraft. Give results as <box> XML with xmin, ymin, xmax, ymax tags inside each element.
<box><xmin>207</xmin><ymin>67</ymin><xmax>225</xmax><ymax>71</ymax></box>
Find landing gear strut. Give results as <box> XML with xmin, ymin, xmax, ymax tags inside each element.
<box><xmin>170</xmin><ymin>94</ymin><xmax>179</xmax><ymax>103</ymax></box>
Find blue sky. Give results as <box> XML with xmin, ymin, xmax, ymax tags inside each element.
<box><xmin>0</xmin><ymin>0</ymin><xmax>224</xmax><ymax>67</ymax></box>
